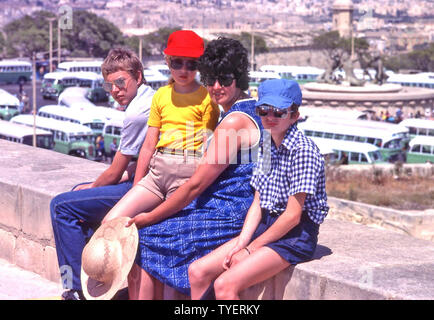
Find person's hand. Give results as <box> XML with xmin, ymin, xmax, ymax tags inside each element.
<box><xmin>73</xmin><ymin>183</ymin><xmax>93</xmax><ymax>191</ymax></box>
<box><xmin>223</xmin><ymin>242</ymin><xmax>249</xmax><ymax>270</ymax></box>
<box><xmin>125</xmin><ymin>213</ymin><xmax>149</xmax><ymax>229</ymax></box>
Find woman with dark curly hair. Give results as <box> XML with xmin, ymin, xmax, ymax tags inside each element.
<box><xmin>125</xmin><ymin>37</ymin><xmax>264</xmax><ymax>299</ymax></box>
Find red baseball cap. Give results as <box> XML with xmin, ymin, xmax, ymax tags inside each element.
<box><xmin>164</xmin><ymin>30</ymin><xmax>204</xmax><ymax>58</ymax></box>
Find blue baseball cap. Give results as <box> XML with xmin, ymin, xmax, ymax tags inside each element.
<box><xmin>255</xmin><ymin>79</ymin><xmax>302</xmax><ymax>109</ymax></box>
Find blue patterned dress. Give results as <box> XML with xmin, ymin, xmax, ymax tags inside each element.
<box><xmin>136</xmin><ymin>98</ymin><xmax>263</xmax><ymax>295</ymax></box>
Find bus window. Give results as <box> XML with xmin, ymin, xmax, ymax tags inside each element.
<box><xmin>360</xmin><ymin>154</ymin><xmax>368</xmax><ymax>163</ymax></box>
<box><xmin>335</xmin><ymin>134</ymin><xmax>344</xmax><ymax>140</ymax></box>
<box><xmin>324</xmin><ymin>132</ymin><xmax>333</xmax><ymax>139</ymax></box>
<box><xmin>344</xmin><ymin>135</ymin><xmax>355</xmax><ymax>141</ymax></box>
<box><xmin>422</xmin><ymin>145</ymin><xmax>431</xmax><ymax>154</ymax></box>
<box><xmin>350</xmin><ymin>152</ymin><xmax>360</xmax><ymax>162</ymax></box>
<box><xmin>305</xmin><ymin>130</ymin><xmax>313</xmax><ymax>136</ymax></box>
<box><xmin>409</xmin><ymin>127</ymin><xmax>417</xmax><ymax>135</ymax></box>
<box><xmin>367</xmin><ymin>137</ymin><xmax>375</xmax><ymax>144</ymax></box>
<box><xmin>429</xmin><ymin>130</ymin><xmax>434</xmax><ymax>137</ymax></box>
<box><xmin>313</xmin><ymin>131</ymin><xmax>323</xmax><ymax>137</ymax></box>
<box><xmin>411</xmin><ymin>144</ymin><xmax>421</xmax><ymax>153</ymax></box>
<box><xmin>384</xmin><ymin>139</ymin><xmax>400</xmax><ymax>149</ymax></box>
<box><xmin>113</xmin><ymin>127</ymin><xmax>121</xmax><ymax>136</ymax></box>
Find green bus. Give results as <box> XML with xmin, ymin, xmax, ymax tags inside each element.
<box><xmin>41</xmin><ymin>71</ymin><xmax>107</xmax><ymax>102</ymax></box>
<box><xmin>298</xmin><ymin>117</ymin><xmax>410</xmax><ymax>161</ymax></box>
<box><xmin>0</xmin><ymin>88</ymin><xmax>20</xmax><ymax>120</ymax></box>
<box><xmin>11</xmin><ymin>115</ymin><xmax>97</xmax><ymax>160</ymax></box>
<box><xmin>37</xmin><ymin>104</ymin><xmax>106</xmax><ymax>136</ymax></box>
<box><xmin>0</xmin><ymin>119</ymin><xmax>53</xmax><ymax>149</ymax></box>
<box><xmin>102</xmin><ymin>118</ymin><xmax>123</xmax><ymax>155</ymax></box>
<box><xmin>407</xmin><ymin>136</ymin><xmax>434</xmax><ymax>163</ymax></box>
<box><xmin>398</xmin><ymin>118</ymin><xmax>434</xmax><ymax>138</ymax></box>
<box><xmin>311</xmin><ymin>137</ymin><xmax>385</xmax><ymax>164</ymax></box>
<box><xmin>0</xmin><ymin>60</ymin><xmax>32</xmax><ymax>84</ymax></box>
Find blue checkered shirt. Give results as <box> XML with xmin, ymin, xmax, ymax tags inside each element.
<box><xmin>251</xmin><ymin>123</ymin><xmax>329</xmax><ymax>224</ymax></box>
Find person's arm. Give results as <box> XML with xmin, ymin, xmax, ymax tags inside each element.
<box><xmin>246</xmin><ymin>192</ymin><xmax>306</xmax><ymax>253</ymax></box>
<box><xmin>126</xmin><ymin>112</ymin><xmax>260</xmax><ymax>228</ymax></box>
<box><xmin>223</xmin><ymin>191</ymin><xmax>262</xmax><ymax>269</ymax></box>
<box><xmin>74</xmin><ymin>151</ymin><xmax>132</xmax><ymax>190</ymax></box>
<box><xmin>132</xmin><ymin>126</ymin><xmax>160</xmax><ymax>186</ymax></box>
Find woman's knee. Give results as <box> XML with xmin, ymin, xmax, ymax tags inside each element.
<box><xmin>188</xmin><ymin>260</ymin><xmax>212</xmax><ymax>286</ymax></box>
<box><xmin>214</xmin><ymin>274</ymin><xmax>238</xmax><ymax>300</ymax></box>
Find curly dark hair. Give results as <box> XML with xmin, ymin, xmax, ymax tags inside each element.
<box><xmin>198</xmin><ymin>37</ymin><xmax>250</xmax><ymax>91</ymax></box>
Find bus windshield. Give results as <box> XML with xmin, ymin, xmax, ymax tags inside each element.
<box><xmin>69</xmin><ymin>134</ymin><xmax>94</xmax><ymax>142</ymax></box>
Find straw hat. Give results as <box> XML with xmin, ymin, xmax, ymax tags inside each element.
<box><xmin>81</xmin><ymin>217</ymin><xmax>138</xmax><ymax>300</ymax></box>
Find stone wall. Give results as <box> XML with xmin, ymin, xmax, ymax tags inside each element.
<box><xmin>1</xmin><ymin>139</ymin><xmax>433</xmax><ymax>299</ymax></box>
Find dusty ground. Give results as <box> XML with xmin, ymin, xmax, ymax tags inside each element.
<box><xmin>325</xmin><ymin>169</ymin><xmax>434</xmax><ymax>211</ymax></box>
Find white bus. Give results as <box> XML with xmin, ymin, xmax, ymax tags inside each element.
<box><xmin>0</xmin><ymin>60</ymin><xmax>32</xmax><ymax>84</ymax></box>
<box><xmin>248</xmin><ymin>71</ymin><xmax>281</xmax><ymax>86</ymax></box>
<box><xmin>311</xmin><ymin>137</ymin><xmax>385</xmax><ymax>164</ymax></box>
<box><xmin>398</xmin><ymin>118</ymin><xmax>434</xmax><ymax>138</ymax></box>
<box><xmin>407</xmin><ymin>136</ymin><xmax>434</xmax><ymax>163</ymax></box>
<box><xmin>11</xmin><ymin>115</ymin><xmax>97</xmax><ymax>160</ymax></box>
<box><xmin>57</xmin><ymin>60</ymin><xmax>103</xmax><ymax>74</ymax></box>
<box><xmin>0</xmin><ymin>88</ymin><xmax>20</xmax><ymax>120</ymax></box>
<box><xmin>41</xmin><ymin>71</ymin><xmax>107</xmax><ymax>101</ymax></box>
<box><xmin>259</xmin><ymin>65</ymin><xmax>324</xmax><ymax>84</ymax></box>
<box><xmin>298</xmin><ymin>117</ymin><xmax>410</xmax><ymax>161</ymax></box>
<box><xmin>147</xmin><ymin>64</ymin><xmax>170</xmax><ymax>77</ymax></box>
<box><xmin>143</xmin><ymin>68</ymin><xmax>168</xmax><ymax>90</ymax></box>
<box><xmin>387</xmin><ymin>72</ymin><xmax>434</xmax><ymax>89</ymax></box>
<box><xmin>299</xmin><ymin>107</ymin><xmax>368</xmax><ymax>122</ymax></box>
<box><xmin>0</xmin><ymin>119</ymin><xmax>53</xmax><ymax>149</ymax></box>
<box><xmin>37</xmin><ymin>105</ymin><xmax>106</xmax><ymax>136</ymax></box>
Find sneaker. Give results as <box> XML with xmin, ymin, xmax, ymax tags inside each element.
<box><xmin>61</xmin><ymin>289</ymin><xmax>85</xmax><ymax>300</ymax></box>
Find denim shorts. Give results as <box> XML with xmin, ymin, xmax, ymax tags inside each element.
<box><xmin>251</xmin><ymin>210</ymin><xmax>319</xmax><ymax>265</ymax></box>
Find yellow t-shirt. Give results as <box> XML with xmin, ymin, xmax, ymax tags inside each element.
<box><xmin>147</xmin><ymin>84</ymin><xmax>219</xmax><ymax>151</ymax></box>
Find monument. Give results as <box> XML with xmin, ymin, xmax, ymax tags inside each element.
<box><xmin>302</xmin><ymin>0</ymin><xmax>434</xmax><ymax>117</ymax></box>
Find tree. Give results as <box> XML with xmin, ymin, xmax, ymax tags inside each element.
<box><xmin>142</xmin><ymin>27</ymin><xmax>182</xmax><ymax>55</ymax></box>
<box><xmin>384</xmin><ymin>42</ymin><xmax>434</xmax><ymax>72</ymax></box>
<box><xmin>2</xmin><ymin>10</ymin><xmax>127</xmax><ymax>58</ymax></box>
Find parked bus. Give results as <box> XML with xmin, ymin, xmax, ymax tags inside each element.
<box><xmin>407</xmin><ymin>136</ymin><xmax>434</xmax><ymax>163</ymax></box>
<box><xmin>0</xmin><ymin>119</ymin><xmax>53</xmax><ymax>149</ymax></box>
<box><xmin>11</xmin><ymin>115</ymin><xmax>97</xmax><ymax>160</ymax></box>
<box><xmin>41</xmin><ymin>71</ymin><xmax>107</xmax><ymax>101</ymax></box>
<box><xmin>299</xmin><ymin>107</ymin><xmax>368</xmax><ymax>122</ymax></box>
<box><xmin>298</xmin><ymin>117</ymin><xmax>410</xmax><ymax>161</ymax></box>
<box><xmin>41</xmin><ymin>72</ymin><xmax>78</xmax><ymax>99</ymax></box>
<box><xmin>0</xmin><ymin>88</ymin><xmax>20</xmax><ymax>120</ymax></box>
<box><xmin>248</xmin><ymin>71</ymin><xmax>281</xmax><ymax>86</ymax></box>
<box><xmin>0</xmin><ymin>60</ymin><xmax>32</xmax><ymax>84</ymax></box>
<box><xmin>56</xmin><ymin>60</ymin><xmax>102</xmax><ymax>74</ymax></box>
<box><xmin>37</xmin><ymin>105</ymin><xmax>106</xmax><ymax>136</ymax></box>
<box><xmin>259</xmin><ymin>65</ymin><xmax>324</xmax><ymax>84</ymax></box>
<box><xmin>311</xmin><ymin>137</ymin><xmax>385</xmax><ymax>164</ymax></box>
<box><xmin>398</xmin><ymin>118</ymin><xmax>434</xmax><ymax>138</ymax></box>
<box><xmin>143</xmin><ymin>68</ymin><xmax>168</xmax><ymax>90</ymax></box>
<box><xmin>102</xmin><ymin>118</ymin><xmax>123</xmax><ymax>155</ymax></box>
<box><xmin>387</xmin><ymin>72</ymin><xmax>434</xmax><ymax>89</ymax></box>
<box><xmin>147</xmin><ymin>64</ymin><xmax>170</xmax><ymax>77</ymax></box>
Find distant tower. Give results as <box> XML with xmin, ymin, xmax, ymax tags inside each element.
<box><xmin>332</xmin><ymin>0</ymin><xmax>354</xmax><ymax>38</ymax></box>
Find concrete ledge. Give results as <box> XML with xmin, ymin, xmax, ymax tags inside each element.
<box><xmin>1</xmin><ymin>139</ymin><xmax>433</xmax><ymax>299</ymax></box>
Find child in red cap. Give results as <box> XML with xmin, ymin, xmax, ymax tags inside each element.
<box><xmin>103</xmin><ymin>30</ymin><xmax>219</xmax><ymax>260</ymax></box>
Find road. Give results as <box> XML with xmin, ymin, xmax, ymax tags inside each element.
<box><xmin>0</xmin><ymin>258</ymin><xmax>63</xmax><ymax>300</ymax></box>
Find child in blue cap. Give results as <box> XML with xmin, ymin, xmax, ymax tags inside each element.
<box><xmin>188</xmin><ymin>79</ymin><xmax>329</xmax><ymax>300</ymax></box>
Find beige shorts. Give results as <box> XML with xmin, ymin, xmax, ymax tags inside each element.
<box><xmin>137</xmin><ymin>151</ymin><xmax>199</xmax><ymax>200</ymax></box>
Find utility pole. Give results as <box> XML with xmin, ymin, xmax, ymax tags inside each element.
<box><xmin>47</xmin><ymin>17</ymin><xmax>56</xmax><ymax>72</ymax></box>
<box><xmin>32</xmin><ymin>52</ymin><xmax>37</xmax><ymax>147</ymax></box>
<box><xmin>57</xmin><ymin>19</ymin><xmax>61</xmax><ymax>66</ymax></box>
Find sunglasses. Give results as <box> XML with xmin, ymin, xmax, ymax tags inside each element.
<box><xmin>203</xmin><ymin>74</ymin><xmax>235</xmax><ymax>87</ymax></box>
<box><xmin>255</xmin><ymin>104</ymin><xmax>293</xmax><ymax>119</ymax></box>
<box><xmin>103</xmin><ymin>77</ymin><xmax>127</xmax><ymax>92</ymax></box>
<box><xmin>170</xmin><ymin>58</ymin><xmax>198</xmax><ymax>71</ymax></box>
